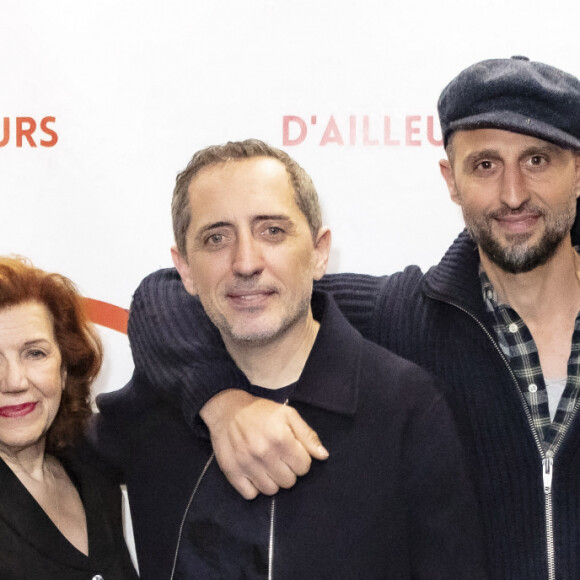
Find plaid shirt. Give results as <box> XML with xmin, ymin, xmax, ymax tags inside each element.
<box><xmin>481</xmin><ymin>269</ymin><xmax>580</xmax><ymax>452</ymax></box>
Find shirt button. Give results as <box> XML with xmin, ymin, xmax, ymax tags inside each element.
<box><xmin>528</xmin><ymin>384</ymin><xmax>538</xmax><ymax>393</ymax></box>
<box><xmin>92</xmin><ymin>575</ymin><xmax>104</xmax><ymax>580</ymax></box>
<box><xmin>508</xmin><ymin>323</ymin><xmax>518</xmax><ymax>333</ymax></box>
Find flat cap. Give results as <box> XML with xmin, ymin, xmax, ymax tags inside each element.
<box><xmin>438</xmin><ymin>56</ymin><xmax>580</xmax><ymax>149</ymax></box>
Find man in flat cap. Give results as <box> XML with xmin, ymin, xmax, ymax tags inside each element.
<box><xmin>128</xmin><ymin>57</ymin><xmax>580</xmax><ymax>579</ymax></box>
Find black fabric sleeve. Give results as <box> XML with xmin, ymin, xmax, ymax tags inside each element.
<box><xmin>128</xmin><ymin>269</ymin><xmax>389</xmax><ymax>427</ymax></box>
<box><xmin>128</xmin><ymin>269</ymin><xmax>248</xmax><ymax>427</ymax></box>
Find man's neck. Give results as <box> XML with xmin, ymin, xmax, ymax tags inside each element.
<box><xmin>224</xmin><ymin>312</ymin><xmax>320</xmax><ymax>389</ymax></box>
<box><xmin>480</xmin><ymin>238</ymin><xmax>580</xmax><ymax>324</ymax></box>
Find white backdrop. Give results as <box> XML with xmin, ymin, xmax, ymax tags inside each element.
<box><xmin>2</xmin><ymin>0</ymin><xmax>580</xmax><ymax>396</ymax></box>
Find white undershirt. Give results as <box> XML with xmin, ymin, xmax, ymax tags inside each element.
<box><xmin>545</xmin><ymin>378</ymin><xmax>567</xmax><ymax>422</ymax></box>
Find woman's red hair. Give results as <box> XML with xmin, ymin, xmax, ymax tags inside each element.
<box><xmin>0</xmin><ymin>257</ymin><xmax>103</xmax><ymax>453</ymax></box>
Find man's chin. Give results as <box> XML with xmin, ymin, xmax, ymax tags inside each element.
<box><xmin>482</xmin><ymin>240</ymin><xmax>562</xmax><ymax>274</ymax></box>
<box><xmin>224</xmin><ymin>323</ymin><xmax>280</xmax><ymax>346</ymax></box>
<box><xmin>499</xmin><ymin>230</ymin><xmax>536</xmax><ymax>245</ymax></box>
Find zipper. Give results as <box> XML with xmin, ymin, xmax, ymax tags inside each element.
<box><xmin>543</xmin><ymin>450</ymin><xmax>555</xmax><ymax>580</ymax></box>
<box><xmin>268</xmin><ymin>496</ymin><xmax>276</xmax><ymax>580</ymax></box>
<box><xmin>169</xmin><ymin>401</ymin><xmax>287</xmax><ymax>579</ymax></box>
<box><xmin>266</xmin><ymin>398</ymin><xmax>289</xmax><ymax>579</ymax></box>
<box><xmin>444</xmin><ymin>302</ymin><xmax>557</xmax><ymax>578</ymax></box>
<box><xmin>169</xmin><ymin>452</ymin><xmax>215</xmax><ymax>580</ymax></box>
<box><xmin>542</xmin><ymin>397</ymin><xmax>580</xmax><ymax>580</ymax></box>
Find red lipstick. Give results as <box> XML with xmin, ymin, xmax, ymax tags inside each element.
<box><xmin>0</xmin><ymin>403</ymin><xmax>37</xmax><ymax>418</ymax></box>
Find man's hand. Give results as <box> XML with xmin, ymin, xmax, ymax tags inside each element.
<box><xmin>200</xmin><ymin>389</ymin><xmax>329</xmax><ymax>499</ymax></box>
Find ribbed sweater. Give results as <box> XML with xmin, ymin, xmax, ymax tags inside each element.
<box><xmin>129</xmin><ymin>229</ymin><xmax>580</xmax><ymax>580</ymax></box>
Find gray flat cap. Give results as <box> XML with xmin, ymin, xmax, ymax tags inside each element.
<box><xmin>438</xmin><ymin>56</ymin><xmax>580</xmax><ymax>149</ymax></box>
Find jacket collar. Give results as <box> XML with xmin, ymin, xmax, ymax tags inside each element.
<box><xmin>291</xmin><ymin>291</ymin><xmax>362</xmax><ymax>417</ymax></box>
<box><xmin>422</xmin><ymin>229</ymin><xmax>488</xmax><ymax>317</ymax></box>
<box><xmin>0</xmin><ymin>453</ymin><xmax>116</xmax><ymax>569</ymax></box>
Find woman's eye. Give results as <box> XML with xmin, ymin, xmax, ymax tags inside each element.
<box><xmin>26</xmin><ymin>349</ymin><xmax>46</xmax><ymax>359</ymax></box>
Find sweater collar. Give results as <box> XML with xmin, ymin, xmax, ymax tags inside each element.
<box><xmin>290</xmin><ymin>291</ymin><xmax>361</xmax><ymax>417</ymax></box>
<box><xmin>422</xmin><ymin>229</ymin><xmax>488</xmax><ymax>317</ymax></box>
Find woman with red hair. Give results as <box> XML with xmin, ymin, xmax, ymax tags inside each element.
<box><xmin>0</xmin><ymin>257</ymin><xmax>137</xmax><ymax>579</ymax></box>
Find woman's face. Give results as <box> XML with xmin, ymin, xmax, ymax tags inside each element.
<box><xmin>0</xmin><ymin>301</ymin><xmax>64</xmax><ymax>458</ymax></box>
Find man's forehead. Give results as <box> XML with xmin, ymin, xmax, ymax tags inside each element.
<box><xmin>188</xmin><ymin>156</ymin><xmax>290</xmax><ymax>191</ymax></box>
<box><xmin>189</xmin><ymin>163</ymin><xmax>294</xmax><ymax>205</ymax></box>
<box><xmin>186</xmin><ymin>158</ymin><xmax>303</xmax><ymax>227</ymax></box>
<box><xmin>450</xmin><ymin>128</ymin><xmax>566</xmax><ymax>154</ymax></box>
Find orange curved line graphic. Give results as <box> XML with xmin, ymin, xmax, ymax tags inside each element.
<box><xmin>84</xmin><ymin>298</ymin><xmax>129</xmax><ymax>335</ymax></box>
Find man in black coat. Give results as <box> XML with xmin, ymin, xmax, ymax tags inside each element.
<box><xmin>94</xmin><ymin>139</ymin><xmax>486</xmax><ymax>579</ymax></box>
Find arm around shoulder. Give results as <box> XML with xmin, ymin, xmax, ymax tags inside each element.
<box><xmin>128</xmin><ymin>268</ymin><xmax>248</xmax><ymax>426</ymax></box>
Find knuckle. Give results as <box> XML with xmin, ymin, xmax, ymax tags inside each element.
<box><xmin>285</xmin><ymin>407</ymin><xmax>301</xmax><ymax>421</ymax></box>
<box><xmin>308</xmin><ymin>431</ymin><xmax>322</xmax><ymax>446</ymax></box>
<box><xmin>260</xmin><ymin>482</ymin><xmax>280</xmax><ymax>496</ymax></box>
<box><xmin>241</xmin><ymin>487</ymin><xmax>259</xmax><ymax>500</ymax></box>
<box><xmin>294</xmin><ymin>458</ymin><xmax>312</xmax><ymax>477</ymax></box>
<box><xmin>279</xmin><ymin>474</ymin><xmax>297</xmax><ymax>489</ymax></box>
<box><xmin>252</xmin><ymin>441</ymin><xmax>273</xmax><ymax>462</ymax></box>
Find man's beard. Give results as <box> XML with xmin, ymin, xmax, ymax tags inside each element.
<box><xmin>462</xmin><ymin>198</ymin><xmax>576</xmax><ymax>274</ymax></box>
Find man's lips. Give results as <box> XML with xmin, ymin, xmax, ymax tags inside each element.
<box><xmin>0</xmin><ymin>402</ymin><xmax>37</xmax><ymax>418</ymax></box>
<box><xmin>226</xmin><ymin>289</ymin><xmax>277</xmax><ymax>306</ymax></box>
<box><xmin>493</xmin><ymin>212</ymin><xmax>541</xmax><ymax>233</ymax></box>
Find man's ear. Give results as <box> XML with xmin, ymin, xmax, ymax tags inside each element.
<box><xmin>573</xmin><ymin>152</ymin><xmax>580</xmax><ymax>199</ymax></box>
<box><xmin>439</xmin><ymin>159</ymin><xmax>461</xmax><ymax>205</ymax></box>
<box><xmin>171</xmin><ymin>246</ymin><xmax>197</xmax><ymax>295</ymax></box>
<box><xmin>312</xmin><ymin>227</ymin><xmax>331</xmax><ymax>281</ymax></box>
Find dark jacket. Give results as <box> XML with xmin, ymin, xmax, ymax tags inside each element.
<box><xmin>0</xmin><ymin>449</ymin><xmax>138</xmax><ymax>580</ymax></box>
<box><xmin>94</xmin><ymin>292</ymin><xmax>486</xmax><ymax>579</ymax></box>
<box><xmin>127</xmin><ymin>229</ymin><xmax>580</xmax><ymax>580</ymax></box>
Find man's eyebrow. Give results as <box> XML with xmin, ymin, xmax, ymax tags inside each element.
<box><xmin>519</xmin><ymin>144</ymin><xmax>564</xmax><ymax>159</ymax></box>
<box><xmin>253</xmin><ymin>215</ymin><xmax>297</xmax><ymax>232</ymax></box>
<box><xmin>253</xmin><ymin>215</ymin><xmax>292</xmax><ymax>223</ymax></box>
<box><xmin>194</xmin><ymin>221</ymin><xmax>232</xmax><ymax>239</ymax></box>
